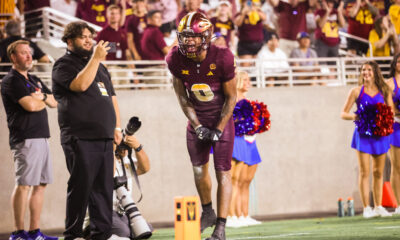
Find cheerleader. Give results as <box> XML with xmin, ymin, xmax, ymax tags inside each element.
<box><xmin>341</xmin><ymin>61</ymin><xmax>394</xmax><ymax>218</ymax></box>
<box><xmin>386</xmin><ymin>53</ymin><xmax>400</xmax><ymax>215</ymax></box>
<box><xmin>227</xmin><ymin>71</ymin><xmax>262</xmax><ymax>227</ymax></box>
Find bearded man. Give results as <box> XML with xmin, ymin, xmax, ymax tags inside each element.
<box><xmin>52</xmin><ymin>21</ymin><xmax>122</xmax><ymax>240</ymax></box>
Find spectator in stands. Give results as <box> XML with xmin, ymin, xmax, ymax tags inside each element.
<box><xmin>212</xmin><ymin>32</ymin><xmax>228</xmax><ymax>48</ymax></box>
<box><xmin>261</xmin><ymin>0</ymin><xmax>278</xmax><ymax>32</ymax></box>
<box><xmin>127</xmin><ymin>0</ymin><xmax>147</xmax><ymax>60</ymax></box>
<box><xmin>210</xmin><ymin>0</ymin><xmax>235</xmax><ymax>48</ymax></box>
<box><xmin>270</xmin><ymin>0</ymin><xmax>316</xmax><ymax>57</ymax></box>
<box><xmin>147</xmin><ymin>0</ymin><xmax>180</xmax><ymax>37</ymax></box>
<box><xmin>388</xmin><ymin>0</ymin><xmax>400</xmax><ymax>40</ymax></box>
<box><xmin>367</xmin><ymin>15</ymin><xmax>399</xmax><ymax>57</ymax></box>
<box><xmin>314</xmin><ymin>0</ymin><xmax>345</xmax><ymax>60</ymax></box>
<box><xmin>290</xmin><ymin>31</ymin><xmax>319</xmax><ymax>85</ymax></box>
<box><xmin>141</xmin><ymin>10</ymin><xmax>175</xmax><ymax>60</ymax></box>
<box><xmin>96</xmin><ymin>4</ymin><xmax>132</xmax><ymax>87</ymax></box>
<box><xmin>0</xmin><ymin>20</ymin><xmax>50</xmax><ymax>73</ymax></box>
<box><xmin>76</xmin><ymin>0</ymin><xmax>112</xmax><ymax>27</ymax></box>
<box><xmin>175</xmin><ymin>0</ymin><xmax>207</xmax><ymax>27</ymax></box>
<box><xmin>96</xmin><ymin>5</ymin><xmax>129</xmax><ymax>61</ymax></box>
<box><xmin>345</xmin><ymin>0</ymin><xmax>379</xmax><ymax>56</ymax></box>
<box><xmin>235</xmin><ymin>0</ymin><xmax>266</xmax><ymax>67</ymax></box>
<box><xmin>141</xmin><ymin>10</ymin><xmax>176</xmax><ymax>85</ymax></box>
<box><xmin>258</xmin><ymin>32</ymin><xmax>289</xmax><ymax>87</ymax></box>
<box><xmin>0</xmin><ymin>0</ymin><xmax>19</xmax><ymax>27</ymax></box>
<box><xmin>121</xmin><ymin>0</ymin><xmax>135</xmax><ymax>19</ymax></box>
<box><xmin>21</xmin><ymin>0</ymin><xmax>50</xmax><ymax>38</ymax></box>
<box><xmin>50</xmin><ymin>0</ymin><xmax>77</xmax><ymax>17</ymax></box>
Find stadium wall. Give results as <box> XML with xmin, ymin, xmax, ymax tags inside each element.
<box><xmin>0</xmin><ymin>86</ymin><xmax>362</xmax><ymax>231</ymax></box>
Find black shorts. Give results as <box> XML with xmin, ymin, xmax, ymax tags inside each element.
<box><xmin>347</xmin><ymin>38</ymin><xmax>369</xmax><ymax>55</ymax></box>
<box><xmin>237</xmin><ymin>41</ymin><xmax>264</xmax><ymax>56</ymax></box>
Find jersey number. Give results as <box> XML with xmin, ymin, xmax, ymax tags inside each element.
<box><xmin>191</xmin><ymin>84</ymin><xmax>214</xmax><ymax>102</ymax></box>
<box><xmin>355</xmin><ymin>10</ymin><xmax>373</xmax><ymax>25</ymax></box>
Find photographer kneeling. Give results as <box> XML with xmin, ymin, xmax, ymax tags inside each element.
<box><xmin>83</xmin><ymin>133</ymin><xmax>152</xmax><ymax>240</ymax></box>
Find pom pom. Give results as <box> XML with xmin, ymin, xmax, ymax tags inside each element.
<box><xmin>233</xmin><ymin>99</ymin><xmax>271</xmax><ymax>136</ymax></box>
<box><xmin>354</xmin><ymin>101</ymin><xmax>393</xmax><ymax>137</ymax></box>
<box><xmin>374</xmin><ymin>102</ymin><xmax>394</xmax><ymax>137</ymax></box>
<box><xmin>233</xmin><ymin>99</ymin><xmax>254</xmax><ymax>136</ymax></box>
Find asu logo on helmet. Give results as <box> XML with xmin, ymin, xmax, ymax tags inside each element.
<box><xmin>177</xmin><ymin>12</ymin><xmax>214</xmax><ymax>59</ymax></box>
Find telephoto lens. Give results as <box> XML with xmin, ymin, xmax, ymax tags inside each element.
<box><xmin>125</xmin><ymin>117</ymin><xmax>142</xmax><ymax>136</ymax></box>
<box><xmin>115</xmin><ymin>186</ymin><xmax>152</xmax><ymax>239</ymax></box>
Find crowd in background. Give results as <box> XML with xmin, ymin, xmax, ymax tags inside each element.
<box><xmin>0</xmin><ymin>0</ymin><xmax>400</xmax><ymax>85</ymax></box>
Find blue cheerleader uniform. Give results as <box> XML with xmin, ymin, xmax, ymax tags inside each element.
<box><xmin>351</xmin><ymin>86</ymin><xmax>391</xmax><ymax>154</ymax></box>
<box><xmin>232</xmin><ymin>135</ymin><xmax>262</xmax><ymax>166</ymax></box>
<box><xmin>391</xmin><ymin>77</ymin><xmax>400</xmax><ymax>147</ymax></box>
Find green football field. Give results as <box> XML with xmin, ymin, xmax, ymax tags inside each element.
<box><xmin>151</xmin><ymin>216</ymin><xmax>400</xmax><ymax>240</ymax></box>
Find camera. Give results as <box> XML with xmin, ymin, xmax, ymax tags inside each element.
<box><xmin>125</xmin><ymin>117</ymin><xmax>142</xmax><ymax>136</ymax></box>
<box><xmin>116</xmin><ymin>116</ymin><xmax>142</xmax><ymax>156</ymax></box>
<box><xmin>115</xmin><ymin>179</ymin><xmax>152</xmax><ymax>239</ymax></box>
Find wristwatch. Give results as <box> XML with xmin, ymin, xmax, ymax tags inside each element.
<box><xmin>134</xmin><ymin>144</ymin><xmax>143</xmax><ymax>152</ymax></box>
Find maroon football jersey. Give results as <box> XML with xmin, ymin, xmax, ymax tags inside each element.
<box><xmin>166</xmin><ymin>45</ymin><xmax>236</xmax><ymax>128</ymax></box>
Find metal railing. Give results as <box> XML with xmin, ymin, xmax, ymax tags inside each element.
<box><xmin>0</xmin><ymin>56</ymin><xmax>393</xmax><ymax>89</ymax></box>
<box><xmin>339</xmin><ymin>31</ymin><xmax>373</xmax><ymax>57</ymax></box>
<box><xmin>22</xmin><ymin>7</ymin><xmax>102</xmax><ymax>41</ymax></box>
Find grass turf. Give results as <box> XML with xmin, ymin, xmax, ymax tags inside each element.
<box><xmin>151</xmin><ymin>215</ymin><xmax>400</xmax><ymax>240</ymax></box>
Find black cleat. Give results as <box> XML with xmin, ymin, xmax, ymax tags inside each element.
<box><xmin>200</xmin><ymin>209</ymin><xmax>217</xmax><ymax>233</ymax></box>
<box><xmin>205</xmin><ymin>223</ymin><xmax>226</xmax><ymax>240</ymax></box>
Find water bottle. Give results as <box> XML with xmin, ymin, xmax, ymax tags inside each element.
<box><xmin>347</xmin><ymin>197</ymin><xmax>355</xmax><ymax>217</ymax></box>
<box><xmin>337</xmin><ymin>198</ymin><xmax>345</xmax><ymax>217</ymax></box>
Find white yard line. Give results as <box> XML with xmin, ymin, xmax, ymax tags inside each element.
<box><xmin>228</xmin><ymin>232</ymin><xmax>312</xmax><ymax>239</ymax></box>
<box><xmin>375</xmin><ymin>226</ymin><xmax>400</xmax><ymax>229</ymax></box>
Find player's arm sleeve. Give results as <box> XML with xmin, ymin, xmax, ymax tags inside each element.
<box><xmin>221</xmin><ymin>48</ymin><xmax>236</xmax><ymax>82</ymax></box>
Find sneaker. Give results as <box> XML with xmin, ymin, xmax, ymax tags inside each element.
<box><xmin>28</xmin><ymin>229</ymin><xmax>58</xmax><ymax>240</ymax></box>
<box><xmin>393</xmin><ymin>206</ymin><xmax>400</xmax><ymax>215</ymax></box>
<box><xmin>374</xmin><ymin>206</ymin><xmax>392</xmax><ymax>217</ymax></box>
<box><xmin>201</xmin><ymin>209</ymin><xmax>217</xmax><ymax>232</ymax></box>
<box><xmin>9</xmin><ymin>231</ymin><xmax>29</xmax><ymax>240</ymax></box>
<box><xmin>226</xmin><ymin>216</ymin><xmax>246</xmax><ymax>228</ymax></box>
<box><xmin>237</xmin><ymin>216</ymin><xmax>249</xmax><ymax>227</ymax></box>
<box><xmin>363</xmin><ymin>206</ymin><xmax>378</xmax><ymax>218</ymax></box>
<box><xmin>244</xmin><ymin>215</ymin><xmax>262</xmax><ymax>226</ymax></box>
<box><xmin>107</xmin><ymin>234</ymin><xmax>130</xmax><ymax>240</ymax></box>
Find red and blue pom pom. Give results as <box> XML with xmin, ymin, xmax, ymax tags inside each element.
<box><xmin>233</xmin><ymin>99</ymin><xmax>271</xmax><ymax>136</ymax></box>
<box><xmin>354</xmin><ymin>101</ymin><xmax>393</xmax><ymax>137</ymax></box>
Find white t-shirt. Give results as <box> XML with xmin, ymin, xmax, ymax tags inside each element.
<box><xmin>50</xmin><ymin>0</ymin><xmax>77</xmax><ymax>16</ymax></box>
<box><xmin>258</xmin><ymin>46</ymin><xmax>289</xmax><ymax>73</ymax></box>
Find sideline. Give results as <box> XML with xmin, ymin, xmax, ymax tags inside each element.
<box><xmin>229</xmin><ymin>232</ymin><xmax>312</xmax><ymax>239</ymax></box>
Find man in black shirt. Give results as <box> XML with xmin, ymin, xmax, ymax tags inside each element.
<box><xmin>0</xmin><ymin>20</ymin><xmax>50</xmax><ymax>74</ymax></box>
<box><xmin>1</xmin><ymin>40</ymin><xmax>58</xmax><ymax>240</ymax></box>
<box><xmin>52</xmin><ymin>21</ymin><xmax>122</xmax><ymax>240</ymax></box>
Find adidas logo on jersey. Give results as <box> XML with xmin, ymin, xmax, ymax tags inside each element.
<box><xmin>207</xmin><ymin>71</ymin><xmax>213</xmax><ymax>76</ymax></box>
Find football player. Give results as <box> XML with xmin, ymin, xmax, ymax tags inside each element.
<box><xmin>166</xmin><ymin>12</ymin><xmax>237</xmax><ymax>240</ymax></box>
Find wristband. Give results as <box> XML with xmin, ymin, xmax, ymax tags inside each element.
<box><xmin>194</xmin><ymin>125</ymin><xmax>203</xmax><ymax>131</ymax></box>
<box><xmin>42</xmin><ymin>93</ymin><xmax>47</xmax><ymax>101</ymax></box>
<box><xmin>115</xmin><ymin>127</ymin><xmax>122</xmax><ymax>132</ymax></box>
<box><xmin>134</xmin><ymin>144</ymin><xmax>143</xmax><ymax>152</ymax></box>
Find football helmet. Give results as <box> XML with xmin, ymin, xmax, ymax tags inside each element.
<box><xmin>177</xmin><ymin>12</ymin><xmax>213</xmax><ymax>58</ymax></box>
